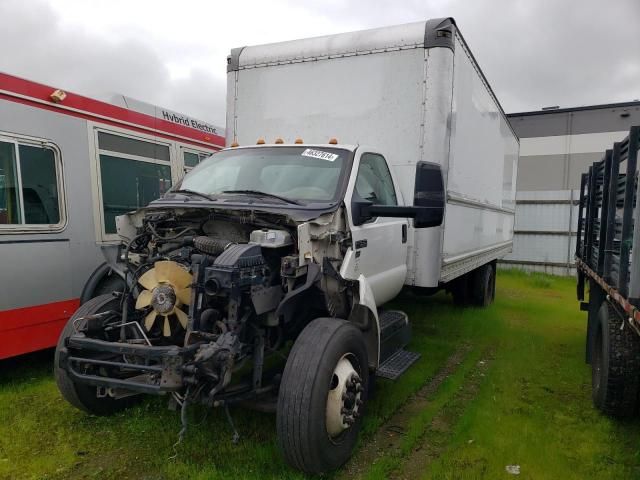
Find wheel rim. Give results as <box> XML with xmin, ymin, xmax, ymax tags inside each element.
<box><xmin>326</xmin><ymin>354</ymin><xmax>363</xmax><ymax>439</ymax></box>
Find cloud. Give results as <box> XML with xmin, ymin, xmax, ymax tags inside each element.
<box><xmin>296</xmin><ymin>0</ymin><xmax>640</xmax><ymax>111</ymax></box>
<box><xmin>0</xmin><ymin>0</ymin><xmax>226</xmax><ymax>124</ymax></box>
<box><xmin>0</xmin><ymin>0</ymin><xmax>638</xmax><ymax>128</ymax></box>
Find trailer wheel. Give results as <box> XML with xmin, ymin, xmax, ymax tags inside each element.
<box><xmin>54</xmin><ymin>294</ymin><xmax>138</xmax><ymax>415</ymax></box>
<box><xmin>585</xmin><ymin>280</ymin><xmax>605</xmax><ymax>364</ymax></box>
<box><xmin>470</xmin><ymin>263</ymin><xmax>495</xmax><ymax>307</ymax></box>
<box><xmin>592</xmin><ymin>301</ymin><xmax>640</xmax><ymax>417</ymax></box>
<box><xmin>277</xmin><ymin>318</ymin><xmax>368</xmax><ymax>475</ymax></box>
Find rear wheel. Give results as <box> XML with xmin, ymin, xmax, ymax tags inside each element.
<box><xmin>586</xmin><ymin>280</ymin><xmax>605</xmax><ymax>364</ymax></box>
<box><xmin>451</xmin><ymin>274</ymin><xmax>471</xmax><ymax>306</ymax></box>
<box><xmin>54</xmin><ymin>294</ymin><xmax>138</xmax><ymax>415</ymax></box>
<box><xmin>277</xmin><ymin>318</ymin><xmax>368</xmax><ymax>475</ymax></box>
<box><xmin>470</xmin><ymin>263</ymin><xmax>495</xmax><ymax>307</ymax></box>
<box><xmin>592</xmin><ymin>301</ymin><xmax>640</xmax><ymax>417</ymax></box>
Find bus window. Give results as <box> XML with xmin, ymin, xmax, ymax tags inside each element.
<box><xmin>184</xmin><ymin>150</ymin><xmax>210</xmax><ymax>171</ymax></box>
<box><xmin>99</xmin><ymin>155</ymin><xmax>171</xmax><ymax>233</ymax></box>
<box><xmin>97</xmin><ymin>132</ymin><xmax>172</xmax><ymax>234</ymax></box>
<box><xmin>0</xmin><ymin>141</ymin><xmax>20</xmax><ymax>224</ymax></box>
<box><xmin>0</xmin><ymin>139</ymin><xmax>62</xmax><ymax>226</ymax></box>
<box><xmin>20</xmin><ymin>145</ymin><xmax>61</xmax><ymax>224</ymax></box>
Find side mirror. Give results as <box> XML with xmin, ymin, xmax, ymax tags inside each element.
<box><xmin>351</xmin><ymin>193</ymin><xmax>374</xmax><ymax>226</ymax></box>
<box><xmin>413</xmin><ymin>161</ymin><xmax>444</xmax><ymax>228</ymax></box>
<box><xmin>350</xmin><ymin>162</ymin><xmax>445</xmax><ymax>228</ymax></box>
<box><xmin>351</xmin><ymin>195</ymin><xmax>427</xmax><ymax>226</ymax></box>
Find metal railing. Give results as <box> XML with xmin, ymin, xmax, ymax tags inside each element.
<box><xmin>576</xmin><ymin>125</ymin><xmax>639</xmax><ymax>300</ymax></box>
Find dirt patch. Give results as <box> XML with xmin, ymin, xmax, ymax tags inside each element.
<box><xmin>336</xmin><ymin>344</ymin><xmax>472</xmax><ymax>480</ymax></box>
<box><xmin>394</xmin><ymin>350</ymin><xmax>494</xmax><ymax>479</ymax></box>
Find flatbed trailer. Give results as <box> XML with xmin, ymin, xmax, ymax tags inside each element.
<box><xmin>575</xmin><ymin>125</ymin><xmax>640</xmax><ymax>417</ymax></box>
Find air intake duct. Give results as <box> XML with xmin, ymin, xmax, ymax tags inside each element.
<box><xmin>193</xmin><ymin>236</ymin><xmax>232</xmax><ymax>256</ymax></box>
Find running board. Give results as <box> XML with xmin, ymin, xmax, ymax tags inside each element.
<box><xmin>376</xmin><ymin>349</ymin><xmax>421</xmax><ymax>380</ymax></box>
<box><xmin>379</xmin><ymin>310</ymin><xmax>411</xmax><ymax>362</ymax></box>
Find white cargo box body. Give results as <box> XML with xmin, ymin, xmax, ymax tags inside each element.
<box><xmin>226</xmin><ymin>18</ymin><xmax>519</xmax><ymax>288</ymax></box>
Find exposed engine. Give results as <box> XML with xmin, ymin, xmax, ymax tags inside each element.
<box><xmin>57</xmin><ymin>203</ymin><xmax>354</xmax><ymax>455</ymax></box>
<box><xmin>65</xmin><ymin>209</ymin><xmax>334</xmax><ymax>410</ymax></box>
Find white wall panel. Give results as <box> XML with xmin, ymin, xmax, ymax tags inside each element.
<box><xmin>501</xmin><ymin>189</ymin><xmax>580</xmax><ymax>276</ymax></box>
<box><xmin>519</xmin><ymin>131</ymin><xmax>628</xmax><ymax>156</ymax></box>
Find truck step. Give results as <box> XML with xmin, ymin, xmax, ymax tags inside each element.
<box><xmin>376</xmin><ymin>349</ymin><xmax>421</xmax><ymax>380</ymax></box>
<box><xmin>379</xmin><ymin>310</ymin><xmax>411</xmax><ymax>363</ymax></box>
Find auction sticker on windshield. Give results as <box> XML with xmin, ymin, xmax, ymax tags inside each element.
<box><xmin>301</xmin><ymin>148</ymin><xmax>339</xmax><ymax>162</ymax></box>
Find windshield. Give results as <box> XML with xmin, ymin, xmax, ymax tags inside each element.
<box><xmin>175</xmin><ymin>146</ymin><xmax>350</xmax><ymax>204</ymax></box>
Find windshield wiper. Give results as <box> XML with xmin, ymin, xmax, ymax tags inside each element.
<box><xmin>221</xmin><ymin>189</ymin><xmax>303</xmax><ymax>205</ymax></box>
<box><xmin>169</xmin><ymin>189</ymin><xmax>218</xmax><ymax>201</ymax></box>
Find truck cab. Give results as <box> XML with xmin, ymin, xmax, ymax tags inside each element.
<box><xmin>54</xmin><ymin>141</ymin><xmax>444</xmax><ymax>473</ymax></box>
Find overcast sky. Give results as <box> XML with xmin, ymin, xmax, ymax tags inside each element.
<box><xmin>1</xmin><ymin>0</ymin><xmax>638</xmax><ymax>126</ymax></box>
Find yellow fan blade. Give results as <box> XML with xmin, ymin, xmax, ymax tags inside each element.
<box><xmin>174</xmin><ymin>308</ymin><xmax>189</xmax><ymax>329</ymax></box>
<box><xmin>155</xmin><ymin>261</ymin><xmax>192</xmax><ymax>289</ymax></box>
<box><xmin>138</xmin><ymin>268</ymin><xmax>158</xmax><ymax>291</ymax></box>
<box><xmin>176</xmin><ymin>287</ymin><xmax>192</xmax><ymax>306</ymax></box>
<box><xmin>144</xmin><ymin>310</ymin><xmax>157</xmax><ymax>331</ymax></box>
<box><xmin>163</xmin><ymin>316</ymin><xmax>172</xmax><ymax>337</ymax></box>
<box><xmin>135</xmin><ymin>290</ymin><xmax>153</xmax><ymax>310</ymax></box>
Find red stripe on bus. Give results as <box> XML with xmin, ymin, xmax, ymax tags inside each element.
<box><xmin>0</xmin><ymin>298</ymin><xmax>80</xmax><ymax>359</ymax></box>
<box><xmin>0</xmin><ymin>92</ymin><xmax>223</xmax><ymax>150</ymax></box>
<box><xmin>0</xmin><ymin>72</ymin><xmax>225</xmax><ymax>147</ymax></box>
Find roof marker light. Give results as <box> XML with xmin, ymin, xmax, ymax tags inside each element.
<box><xmin>328</xmin><ymin>138</ymin><xmax>338</xmax><ymax>145</ymax></box>
<box><xmin>230</xmin><ymin>141</ymin><xmax>240</xmax><ymax>148</ymax></box>
<box><xmin>256</xmin><ymin>138</ymin><xmax>265</xmax><ymax>145</ymax></box>
<box><xmin>50</xmin><ymin>89</ymin><xmax>67</xmax><ymax>103</ymax></box>
<box><xmin>275</xmin><ymin>138</ymin><xmax>284</xmax><ymax>144</ymax></box>
<box><xmin>294</xmin><ymin>138</ymin><xmax>304</xmax><ymax>144</ymax></box>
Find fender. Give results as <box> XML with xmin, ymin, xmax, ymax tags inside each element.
<box><xmin>347</xmin><ymin>274</ymin><xmax>381</xmax><ymax>368</ymax></box>
<box><xmin>79</xmin><ymin>262</ymin><xmax>126</xmax><ymax>304</ymax></box>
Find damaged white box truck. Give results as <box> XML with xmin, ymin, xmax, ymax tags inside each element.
<box><xmin>55</xmin><ymin>18</ymin><xmax>518</xmax><ymax>474</ymax></box>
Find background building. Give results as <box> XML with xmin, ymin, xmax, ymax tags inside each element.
<box><xmin>503</xmin><ymin>101</ymin><xmax>640</xmax><ymax>275</ymax></box>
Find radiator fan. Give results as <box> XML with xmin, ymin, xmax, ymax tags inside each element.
<box><xmin>135</xmin><ymin>260</ymin><xmax>192</xmax><ymax>336</ymax></box>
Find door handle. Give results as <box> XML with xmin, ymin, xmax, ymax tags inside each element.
<box><xmin>402</xmin><ymin>224</ymin><xmax>408</xmax><ymax>244</ymax></box>
<box><xmin>355</xmin><ymin>239</ymin><xmax>368</xmax><ymax>249</ymax></box>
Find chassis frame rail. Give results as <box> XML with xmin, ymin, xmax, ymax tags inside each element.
<box><xmin>576</xmin><ymin>258</ymin><xmax>640</xmax><ymax>335</ymax></box>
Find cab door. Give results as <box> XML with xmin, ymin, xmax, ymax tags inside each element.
<box><xmin>341</xmin><ymin>149</ymin><xmax>408</xmax><ymax>306</ymax></box>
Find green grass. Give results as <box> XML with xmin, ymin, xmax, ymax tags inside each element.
<box><xmin>1</xmin><ymin>270</ymin><xmax>639</xmax><ymax>479</ymax></box>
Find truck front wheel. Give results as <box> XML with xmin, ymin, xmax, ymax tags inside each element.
<box><xmin>54</xmin><ymin>294</ymin><xmax>138</xmax><ymax>415</ymax></box>
<box><xmin>276</xmin><ymin>318</ymin><xmax>368</xmax><ymax>475</ymax></box>
<box><xmin>592</xmin><ymin>301</ymin><xmax>640</xmax><ymax>417</ymax></box>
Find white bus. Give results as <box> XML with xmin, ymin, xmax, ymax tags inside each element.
<box><xmin>0</xmin><ymin>72</ymin><xmax>224</xmax><ymax>359</ymax></box>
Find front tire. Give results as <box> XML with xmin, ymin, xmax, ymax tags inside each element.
<box><xmin>592</xmin><ymin>301</ymin><xmax>640</xmax><ymax>417</ymax></box>
<box><xmin>277</xmin><ymin>318</ymin><xmax>368</xmax><ymax>475</ymax></box>
<box><xmin>55</xmin><ymin>294</ymin><xmax>137</xmax><ymax>415</ymax></box>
